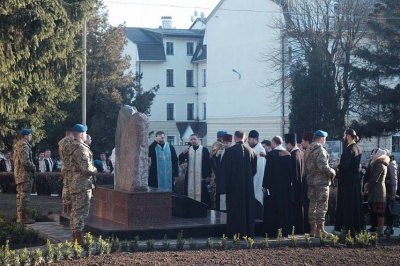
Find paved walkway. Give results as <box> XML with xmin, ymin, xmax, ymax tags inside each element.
<box><xmin>23</xmin><ymin>219</ymin><xmax>400</xmax><ymax>252</ymax></box>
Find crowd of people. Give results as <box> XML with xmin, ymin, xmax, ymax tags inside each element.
<box><xmin>148</xmin><ymin>128</ymin><xmax>399</xmax><ymax>238</ymax></box>
<box><xmin>3</xmin><ymin>125</ymin><xmax>399</xmax><ymax>245</ymax></box>
<box><xmin>7</xmin><ymin>125</ymin><xmax>105</xmax><ymax>245</ymax></box>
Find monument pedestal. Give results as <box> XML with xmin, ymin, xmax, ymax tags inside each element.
<box><xmin>93</xmin><ymin>186</ymin><xmax>172</xmax><ymax>226</ymax></box>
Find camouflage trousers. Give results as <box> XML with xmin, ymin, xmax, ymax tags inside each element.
<box><xmin>70</xmin><ymin>189</ymin><xmax>92</xmax><ymax>232</ymax></box>
<box><xmin>308</xmin><ymin>185</ymin><xmax>329</xmax><ymax>224</ymax></box>
<box><xmin>61</xmin><ymin>170</ymin><xmax>72</xmax><ymax>206</ymax></box>
<box><xmin>16</xmin><ymin>180</ymin><xmax>33</xmax><ymax>213</ymax></box>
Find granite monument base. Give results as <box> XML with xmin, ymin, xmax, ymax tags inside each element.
<box><xmin>92</xmin><ymin>186</ymin><xmax>172</xmax><ymax>226</ymax></box>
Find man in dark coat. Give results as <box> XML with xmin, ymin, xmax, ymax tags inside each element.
<box><xmin>179</xmin><ymin>133</ymin><xmax>212</xmax><ymax>206</ymax></box>
<box><xmin>285</xmin><ymin>133</ymin><xmax>309</xmax><ymax>234</ymax></box>
<box><xmin>334</xmin><ymin>128</ymin><xmax>364</xmax><ymax>235</ymax></box>
<box><xmin>262</xmin><ymin>136</ymin><xmax>292</xmax><ymax>237</ymax></box>
<box><xmin>219</xmin><ymin>130</ymin><xmax>257</xmax><ymax>238</ymax></box>
<box><xmin>148</xmin><ymin>131</ymin><xmax>179</xmax><ymax>191</ymax></box>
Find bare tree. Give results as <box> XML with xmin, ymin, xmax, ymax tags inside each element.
<box><xmin>280</xmin><ymin>0</ymin><xmax>375</xmax><ymax>137</ymax></box>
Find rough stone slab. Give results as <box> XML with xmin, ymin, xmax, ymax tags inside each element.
<box><xmin>114</xmin><ymin>105</ymin><xmax>149</xmax><ymax>192</ymax></box>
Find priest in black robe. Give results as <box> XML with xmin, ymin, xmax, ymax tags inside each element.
<box><xmin>219</xmin><ymin>130</ymin><xmax>257</xmax><ymax>238</ymax></box>
<box><xmin>179</xmin><ymin>133</ymin><xmax>212</xmax><ymax>206</ymax></box>
<box><xmin>285</xmin><ymin>133</ymin><xmax>309</xmax><ymax>234</ymax></box>
<box><xmin>262</xmin><ymin>136</ymin><xmax>292</xmax><ymax>237</ymax></box>
<box><xmin>334</xmin><ymin>128</ymin><xmax>364</xmax><ymax>235</ymax></box>
<box><xmin>148</xmin><ymin>131</ymin><xmax>179</xmax><ymax>190</ymax></box>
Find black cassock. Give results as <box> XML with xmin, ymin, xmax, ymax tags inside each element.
<box><xmin>263</xmin><ymin>148</ymin><xmax>292</xmax><ymax>237</ymax></box>
<box><xmin>334</xmin><ymin>142</ymin><xmax>364</xmax><ymax>234</ymax></box>
<box><xmin>219</xmin><ymin>141</ymin><xmax>257</xmax><ymax>238</ymax></box>
<box><xmin>148</xmin><ymin>141</ymin><xmax>179</xmax><ymax>189</ymax></box>
<box><xmin>179</xmin><ymin>146</ymin><xmax>212</xmax><ymax>206</ymax></box>
<box><xmin>290</xmin><ymin>148</ymin><xmax>310</xmax><ymax>234</ymax></box>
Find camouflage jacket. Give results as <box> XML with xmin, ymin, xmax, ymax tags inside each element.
<box><xmin>69</xmin><ymin>140</ymin><xmax>97</xmax><ymax>192</ymax></box>
<box><xmin>13</xmin><ymin>139</ymin><xmax>36</xmax><ymax>184</ymax></box>
<box><xmin>304</xmin><ymin>142</ymin><xmax>335</xmax><ymax>186</ymax></box>
<box><xmin>58</xmin><ymin>136</ymin><xmax>73</xmax><ymax>173</ymax></box>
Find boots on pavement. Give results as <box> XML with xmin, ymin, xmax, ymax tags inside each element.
<box><xmin>316</xmin><ymin>224</ymin><xmax>332</xmax><ymax>238</ymax></box>
<box><xmin>309</xmin><ymin>223</ymin><xmax>317</xmax><ymax>237</ymax></box>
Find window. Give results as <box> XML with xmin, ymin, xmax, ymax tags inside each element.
<box><xmin>187</xmin><ymin>42</ymin><xmax>194</xmax><ymax>55</ymax></box>
<box><xmin>202</xmin><ymin>69</ymin><xmax>206</xmax><ymax>87</ymax></box>
<box><xmin>166</xmin><ymin>42</ymin><xmax>174</xmax><ymax>55</ymax></box>
<box><xmin>166</xmin><ymin>69</ymin><xmax>174</xmax><ymax>87</ymax></box>
<box><xmin>203</xmin><ymin>103</ymin><xmax>206</xmax><ymax>120</ymax></box>
<box><xmin>187</xmin><ymin>103</ymin><xmax>194</xmax><ymax>120</ymax></box>
<box><xmin>186</xmin><ymin>70</ymin><xmax>194</xmax><ymax>87</ymax></box>
<box><xmin>167</xmin><ymin>103</ymin><xmax>174</xmax><ymax>120</ymax></box>
<box><xmin>393</xmin><ymin>136</ymin><xmax>400</xmax><ymax>152</ymax></box>
<box><xmin>167</xmin><ymin>136</ymin><xmax>175</xmax><ymax>145</ymax></box>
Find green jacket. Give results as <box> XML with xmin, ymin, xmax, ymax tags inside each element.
<box><xmin>13</xmin><ymin>139</ymin><xmax>36</xmax><ymax>184</ymax></box>
<box><xmin>304</xmin><ymin>142</ymin><xmax>335</xmax><ymax>186</ymax></box>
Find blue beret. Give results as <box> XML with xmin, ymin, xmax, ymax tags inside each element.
<box><xmin>93</xmin><ymin>159</ymin><xmax>102</xmax><ymax>167</ymax></box>
<box><xmin>314</xmin><ymin>130</ymin><xmax>328</xmax><ymax>137</ymax></box>
<box><xmin>20</xmin><ymin>129</ymin><xmax>32</xmax><ymax>136</ymax></box>
<box><xmin>72</xmin><ymin>124</ymin><xmax>88</xmax><ymax>133</ymax></box>
<box><xmin>217</xmin><ymin>130</ymin><xmax>228</xmax><ymax>138</ymax></box>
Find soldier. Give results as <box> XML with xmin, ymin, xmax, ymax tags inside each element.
<box><xmin>69</xmin><ymin>124</ymin><xmax>97</xmax><ymax>245</ymax></box>
<box><xmin>304</xmin><ymin>130</ymin><xmax>336</xmax><ymax>238</ymax></box>
<box><xmin>13</xmin><ymin>129</ymin><xmax>36</xmax><ymax>224</ymax></box>
<box><xmin>58</xmin><ymin>128</ymin><xmax>74</xmax><ymax>215</ymax></box>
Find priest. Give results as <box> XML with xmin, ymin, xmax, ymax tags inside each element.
<box><xmin>179</xmin><ymin>133</ymin><xmax>212</xmax><ymax>206</ymax></box>
<box><xmin>219</xmin><ymin>130</ymin><xmax>257</xmax><ymax>237</ymax></box>
<box><xmin>148</xmin><ymin>131</ymin><xmax>179</xmax><ymax>191</ymax></box>
<box><xmin>262</xmin><ymin>136</ymin><xmax>292</xmax><ymax>237</ymax></box>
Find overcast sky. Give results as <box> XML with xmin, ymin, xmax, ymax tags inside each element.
<box><xmin>104</xmin><ymin>0</ymin><xmax>220</xmax><ymax>29</ymax></box>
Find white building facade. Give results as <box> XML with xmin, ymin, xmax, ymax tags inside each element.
<box><xmin>124</xmin><ymin>0</ymin><xmax>288</xmax><ymax>146</ymax></box>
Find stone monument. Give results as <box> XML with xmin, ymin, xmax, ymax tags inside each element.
<box><xmin>114</xmin><ymin>105</ymin><xmax>149</xmax><ymax>191</ymax></box>
<box><xmin>93</xmin><ymin>105</ymin><xmax>172</xmax><ymax>226</ymax></box>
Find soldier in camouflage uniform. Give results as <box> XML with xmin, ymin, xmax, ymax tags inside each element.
<box><xmin>58</xmin><ymin>129</ymin><xmax>74</xmax><ymax>215</ymax></box>
<box><xmin>69</xmin><ymin>124</ymin><xmax>97</xmax><ymax>245</ymax></box>
<box><xmin>13</xmin><ymin>129</ymin><xmax>36</xmax><ymax>224</ymax></box>
<box><xmin>304</xmin><ymin>130</ymin><xmax>336</xmax><ymax>238</ymax></box>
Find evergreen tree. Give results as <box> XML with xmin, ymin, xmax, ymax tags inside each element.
<box><xmin>125</xmin><ymin>72</ymin><xmax>160</xmax><ymax>115</ymax></box>
<box><xmin>281</xmin><ymin>0</ymin><xmax>374</xmax><ymax>138</ymax></box>
<box><xmin>350</xmin><ymin>0</ymin><xmax>400</xmax><ymax>137</ymax></box>
<box><xmin>0</xmin><ymin>0</ymin><xmax>96</xmax><ymax>150</ymax></box>
<box><xmin>39</xmin><ymin>0</ymin><xmax>134</xmax><ymax>156</ymax></box>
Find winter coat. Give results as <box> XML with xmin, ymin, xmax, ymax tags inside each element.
<box><xmin>368</xmin><ymin>155</ymin><xmax>390</xmax><ymax>203</ymax></box>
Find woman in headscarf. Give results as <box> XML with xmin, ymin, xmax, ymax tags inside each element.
<box><xmin>366</xmin><ymin>148</ymin><xmax>390</xmax><ymax>236</ymax></box>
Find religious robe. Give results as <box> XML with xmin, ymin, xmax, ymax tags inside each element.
<box><xmin>262</xmin><ymin>146</ymin><xmax>292</xmax><ymax>237</ymax></box>
<box><xmin>334</xmin><ymin>142</ymin><xmax>364</xmax><ymax>234</ymax></box>
<box><xmin>148</xmin><ymin>141</ymin><xmax>179</xmax><ymax>190</ymax></box>
<box><xmin>179</xmin><ymin>145</ymin><xmax>212</xmax><ymax>206</ymax></box>
<box><xmin>219</xmin><ymin>141</ymin><xmax>257</xmax><ymax>238</ymax></box>
<box><xmin>252</xmin><ymin>142</ymin><xmax>266</xmax><ymax>220</ymax></box>
<box><xmin>290</xmin><ymin>147</ymin><xmax>310</xmax><ymax>234</ymax></box>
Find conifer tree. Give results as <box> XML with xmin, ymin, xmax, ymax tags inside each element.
<box><xmin>350</xmin><ymin>0</ymin><xmax>400</xmax><ymax>137</ymax></box>
<box><xmin>0</xmin><ymin>0</ymin><xmax>96</xmax><ymax>150</ymax></box>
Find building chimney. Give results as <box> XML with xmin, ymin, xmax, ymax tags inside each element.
<box><xmin>161</xmin><ymin>16</ymin><xmax>172</xmax><ymax>29</ymax></box>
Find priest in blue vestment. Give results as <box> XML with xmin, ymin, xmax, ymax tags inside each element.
<box><xmin>148</xmin><ymin>131</ymin><xmax>179</xmax><ymax>191</ymax></box>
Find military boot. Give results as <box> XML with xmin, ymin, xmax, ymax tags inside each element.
<box><xmin>309</xmin><ymin>223</ymin><xmax>317</xmax><ymax>237</ymax></box>
<box><xmin>316</xmin><ymin>224</ymin><xmax>332</xmax><ymax>238</ymax></box>
<box><xmin>17</xmin><ymin>212</ymin><xmax>35</xmax><ymax>224</ymax></box>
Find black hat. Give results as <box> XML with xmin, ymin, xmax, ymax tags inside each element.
<box><xmin>284</xmin><ymin>133</ymin><xmax>297</xmax><ymax>143</ymax></box>
<box><xmin>302</xmin><ymin>131</ymin><xmax>314</xmax><ymax>143</ymax></box>
<box><xmin>248</xmin><ymin>130</ymin><xmax>259</xmax><ymax>139</ymax></box>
